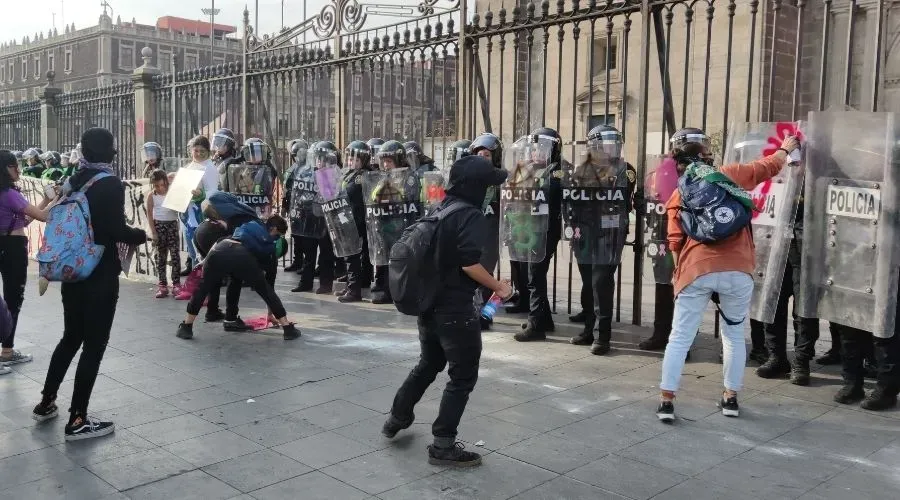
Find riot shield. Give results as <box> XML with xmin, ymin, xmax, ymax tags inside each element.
<box><xmin>499</xmin><ymin>138</ymin><xmax>551</xmax><ymax>263</ymax></box>
<box><xmin>561</xmin><ymin>142</ymin><xmax>629</xmax><ymax>265</ymax></box>
<box><xmin>288</xmin><ymin>165</ymin><xmax>326</xmax><ymax>238</ymax></box>
<box><xmin>642</xmin><ymin>155</ymin><xmax>676</xmax><ymax>284</ymax></box>
<box><xmin>364</xmin><ymin>169</ymin><xmax>422</xmax><ymax>266</ymax></box>
<box><xmin>317</xmin><ymin>164</ymin><xmax>362</xmax><ymax>258</ymax></box>
<box><xmin>797</xmin><ymin>111</ymin><xmax>899</xmax><ymax>338</ymax></box>
<box><xmin>725</xmin><ymin>121</ymin><xmax>805</xmax><ymax>323</ymax></box>
<box><xmin>421</xmin><ymin>170</ymin><xmax>446</xmax><ymax>212</ymax></box>
<box><xmin>224</xmin><ymin>162</ymin><xmax>277</xmax><ymax>218</ymax></box>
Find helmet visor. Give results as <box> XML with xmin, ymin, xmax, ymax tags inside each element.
<box><xmin>671</xmin><ymin>132</ymin><xmax>711</xmax><ymax>149</ymax></box>
<box><xmin>244</xmin><ymin>143</ymin><xmax>267</xmax><ymax>163</ymax></box>
<box><xmin>212</xmin><ymin>133</ymin><xmax>233</xmax><ymax>152</ymax></box>
<box><xmin>142</xmin><ymin>145</ymin><xmax>160</xmax><ymax>162</ymax></box>
<box><xmin>345</xmin><ymin>148</ymin><xmax>369</xmax><ymax>169</ymax></box>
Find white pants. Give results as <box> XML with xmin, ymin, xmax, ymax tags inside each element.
<box><xmin>660</xmin><ymin>271</ymin><xmax>754</xmax><ymax>393</ymax></box>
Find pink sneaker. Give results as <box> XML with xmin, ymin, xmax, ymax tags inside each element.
<box><xmin>155</xmin><ymin>285</ymin><xmax>169</xmax><ymax>299</ymax></box>
<box><xmin>175</xmin><ymin>290</ymin><xmax>191</xmax><ymax>301</ymax></box>
<box><xmin>172</xmin><ymin>284</ymin><xmax>183</xmax><ymax>297</ymax></box>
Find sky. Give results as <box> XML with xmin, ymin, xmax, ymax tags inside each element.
<box><xmin>5</xmin><ymin>0</ymin><xmax>464</xmax><ymax>45</ymax></box>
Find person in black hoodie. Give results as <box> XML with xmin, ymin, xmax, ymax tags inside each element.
<box><xmin>381</xmin><ymin>155</ymin><xmax>512</xmax><ymax>467</ymax></box>
<box><xmin>32</xmin><ymin>128</ymin><xmax>148</xmax><ymax>441</ymax></box>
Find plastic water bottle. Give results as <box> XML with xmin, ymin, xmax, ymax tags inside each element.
<box><xmin>480</xmin><ymin>293</ymin><xmax>503</xmax><ymax>321</ymax></box>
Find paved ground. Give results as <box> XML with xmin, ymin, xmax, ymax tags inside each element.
<box><xmin>1</xmin><ymin>269</ymin><xmax>898</xmax><ymax>500</ymax></box>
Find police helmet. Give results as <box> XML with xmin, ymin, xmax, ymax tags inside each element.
<box><xmin>212</xmin><ymin>128</ymin><xmax>237</xmax><ymax>154</ymax></box>
<box><xmin>470</xmin><ymin>133</ymin><xmax>503</xmax><ymax>168</ymax></box>
<box><xmin>242</xmin><ymin>138</ymin><xmax>270</xmax><ymax>164</ymax></box>
<box><xmin>142</xmin><ymin>142</ymin><xmax>162</xmax><ymax>163</ymax></box>
<box><xmin>345</xmin><ymin>140</ymin><xmax>372</xmax><ymax>170</ymax></box>
<box><xmin>40</xmin><ymin>151</ymin><xmax>62</xmax><ymax>168</ymax></box>
<box><xmin>366</xmin><ymin>138</ymin><xmax>385</xmax><ymax>155</ymax></box>
<box><xmin>446</xmin><ymin>139</ymin><xmax>472</xmax><ymax>165</ymax></box>
<box><xmin>376</xmin><ymin>140</ymin><xmax>408</xmax><ymax>170</ymax></box>
<box><xmin>529</xmin><ymin>127</ymin><xmax>562</xmax><ymax>163</ymax></box>
<box><xmin>670</xmin><ymin>127</ymin><xmax>710</xmax><ymax>150</ymax></box>
<box><xmin>310</xmin><ymin>141</ymin><xmax>341</xmax><ymax>165</ymax></box>
<box><xmin>289</xmin><ymin>139</ymin><xmax>309</xmax><ymax>162</ymax></box>
<box><xmin>587</xmin><ymin>124</ymin><xmax>624</xmax><ymax>159</ymax></box>
<box><xmin>22</xmin><ymin>148</ymin><xmax>42</xmax><ymax>164</ymax></box>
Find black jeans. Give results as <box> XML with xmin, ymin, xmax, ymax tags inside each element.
<box><xmin>207</xmin><ymin>278</ymin><xmax>243</xmax><ymax>319</ymax></box>
<box><xmin>344</xmin><ymin>232</ymin><xmax>372</xmax><ymax>294</ymax></box>
<box><xmin>576</xmin><ymin>264</ymin><xmax>593</xmax><ymax>320</ymax></box>
<box><xmin>0</xmin><ymin>235</ymin><xmax>27</xmax><ymax>348</ymax></box>
<box><xmin>43</xmin><ymin>266</ymin><xmax>119</xmax><ymax>417</ymax></box>
<box><xmin>653</xmin><ymin>283</ymin><xmax>675</xmax><ymax>339</ymax></box>
<box><xmin>390</xmin><ymin>311</ymin><xmax>482</xmax><ymax>444</ymax></box>
<box><xmin>764</xmin><ymin>239</ymin><xmax>821</xmax><ymax>361</ymax></box>
<box><xmin>299</xmin><ymin>236</ymin><xmax>335</xmax><ymax>287</ymax></box>
<box><xmin>187</xmin><ymin>241</ymin><xmax>287</xmax><ymax>319</ymax></box>
<box><xmin>840</xmin><ymin>324</ymin><xmax>900</xmax><ymax>389</ymax></box>
<box><xmin>590</xmin><ymin>264</ymin><xmax>617</xmax><ymax>343</ymax></box>
<box><xmin>289</xmin><ymin>235</ymin><xmax>303</xmax><ymax>267</ymax></box>
<box><xmin>509</xmin><ymin>261</ymin><xmax>530</xmax><ymax>309</ymax></box>
<box><xmin>527</xmin><ymin>236</ymin><xmax>560</xmax><ymax>323</ymax></box>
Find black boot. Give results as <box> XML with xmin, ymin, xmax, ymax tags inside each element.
<box><xmin>176</xmin><ymin>322</ymin><xmax>193</xmax><ymax>339</ymax></box>
<box><xmin>291</xmin><ymin>282</ymin><xmax>313</xmax><ymax>293</ymax></box>
<box><xmin>756</xmin><ymin>357</ymin><xmax>791</xmax><ymax>379</ymax></box>
<box><xmin>570</xmin><ymin>326</ymin><xmax>594</xmax><ymax>346</ymax></box>
<box><xmin>284</xmin><ymin>261</ymin><xmax>301</xmax><ymax>272</ymax></box>
<box><xmin>338</xmin><ymin>289</ymin><xmax>362</xmax><ymax>303</ymax></box>
<box><xmin>480</xmin><ymin>317</ymin><xmax>492</xmax><ymax>331</ymax></box>
<box><xmin>638</xmin><ymin>335</ymin><xmax>668</xmax><ymax>351</ymax></box>
<box><xmin>863</xmin><ymin>358</ymin><xmax>879</xmax><ymax>380</ymax></box>
<box><xmin>381</xmin><ymin>414</ymin><xmax>413</xmax><ymax>438</ymax></box>
<box><xmin>860</xmin><ymin>385</ymin><xmax>899</xmax><ymax>411</ymax></box>
<box><xmin>514</xmin><ymin>320</ymin><xmax>547</xmax><ymax>342</ymax></box>
<box><xmin>833</xmin><ymin>383</ymin><xmax>865</xmax><ymax>404</ymax></box>
<box><xmin>590</xmin><ymin>339</ymin><xmax>611</xmax><ymax>356</ymax></box>
<box><xmin>748</xmin><ymin>347</ymin><xmax>769</xmax><ymax>366</ymax></box>
<box><xmin>816</xmin><ymin>349</ymin><xmax>842</xmax><ymax>366</ymax></box>
<box><xmin>371</xmin><ymin>290</ymin><xmax>392</xmax><ymax>305</ymax></box>
<box><xmin>790</xmin><ymin>358</ymin><xmax>811</xmax><ymax>386</ymax></box>
<box><xmin>568</xmin><ymin>311</ymin><xmax>586</xmax><ymax>323</ymax></box>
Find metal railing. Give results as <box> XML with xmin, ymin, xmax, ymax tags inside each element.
<box><xmin>0</xmin><ymin>100</ymin><xmax>41</xmax><ymax>151</ymax></box>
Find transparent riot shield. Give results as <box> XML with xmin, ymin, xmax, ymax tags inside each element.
<box><xmin>797</xmin><ymin>111</ymin><xmax>899</xmax><ymax>338</ymax></box>
<box><xmin>499</xmin><ymin>137</ymin><xmax>551</xmax><ymax>263</ymax></box>
<box><xmin>317</xmin><ymin>164</ymin><xmax>362</xmax><ymax>258</ymax></box>
<box><xmin>642</xmin><ymin>155</ymin><xmax>676</xmax><ymax>284</ymax></box>
<box><xmin>288</xmin><ymin>164</ymin><xmax>326</xmax><ymax>238</ymax></box>
<box><xmin>725</xmin><ymin>121</ymin><xmax>805</xmax><ymax>323</ymax></box>
<box><xmin>561</xmin><ymin>142</ymin><xmax>629</xmax><ymax>265</ymax></box>
<box><xmin>421</xmin><ymin>170</ymin><xmax>446</xmax><ymax>212</ymax></box>
<box><xmin>364</xmin><ymin>169</ymin><xmax>422</xmax><ymax>266</ymax></box>
<box><xmin>224</xmin><ymin>162</ymin><xmax>277</xmax><ymax>218</ymax></box>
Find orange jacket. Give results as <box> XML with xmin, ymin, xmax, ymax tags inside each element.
<box><xmin>665</xmin><ymin>154</ymin><xmax>785</xmax><ymax>296</ymax></box>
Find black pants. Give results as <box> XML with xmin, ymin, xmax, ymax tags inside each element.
<box><xmin>42</xmin><ymin>266</ymin><xmax>119</xmax><ymax>417</ymax></box>
<box><xmin>576</xmin><ymin>264</ymin><xmax>593</xmax><ymax>321</ymax></box>
<box><xmin>289</xmin><ymin>235</ymin><xmax>303</xmax><ymax>267</ymax></box>
<box><xmin>590</xmin><ymin>264</ymin><xmax>617</xmax><ymax>343</ymax></box>
<box><xmin>372</xmin><ymin>265</ymin><xmax>389</xmax><ymax>294</ymax></box>
<box><xmin>840</xmin><ymin>324</ymin><xmax>900</xmax><ymax>389</ymax></box>
<box><xmin>207</xmin><ymin>278</ymin><xmax>243</xmax><ymax>319</ymax></box>
<box><xmin>763</xmin><ymin>239</ymin><xmax>820</xmax><ymax>360</ymax></box>
<box><xmin>653</xmin><ymin>283</ymin><xmax>675</xmax><ymax>339</ymax></box>
<box><xmin>345</xmin><ymin>232</ymin><xmax>372</xmax><ymax>294</ymax></box>
<box><xmin>0</xmin><ymin>235</ymin><xmax>27</xmax><ymax>348</ymax></box>
<box><xmin>509</xmin><ymin>261</ymin><xmax>530</xmax><ymax>308</ymax></box>
<box><xmin>390</xmin><ymin>311</ymin><xmax>482</xmax><ymax>444</ymax></box>
<box><xmin>187</xmin><ymin>241</ymin><xmax>287</xmax><ymax>319</ymax></box>
<box><xmin>299</xmin><ymin>236</ymin><xmax>335</xmax><ymax>288</ymax></box>
<box><xmin>527</xmin><ymin>236</ymin><xmax>560</xmax><ymax>322</ymax></box>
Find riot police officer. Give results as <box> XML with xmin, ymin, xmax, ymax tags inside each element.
<box><xmin>567</xmin><ymin>125</ymin><xmax>636</xmax><ymax>354</ymax></box>
<box><xmin>282</xmin><ymin>139</ymin><xmax>309</xmax><ymax>272</ymax></box>
<box><xmin>226</xmin><ymin>138</ymin><xmax>279</xmax><ymax>218</ymax></box>
<box><xmin>39</xmin><ymin>152</ymin><xmax>65</xmax><ymax>182</ymax></box>
<box><xmin>511</xmin><ymin>127</ymin><xmax>563</xmax><ymax>342</ymax></box>
<box><xmin>404</xmin><ymin>141</ymin><xmax>436</xmax><ymax>175</ymax></box>
<box><xmin>367</xmin><ymin>138</ymin><xmax>385</xmax><ymax>168</ymax></box>
<box><xmin>470</xmin><ymin>133</ymin><xmax>503</xmax><ymax>330</ymax></box>
<box><xmin>445</xmin><ymin>139</ymin><xmax>472</xmax><ymax>170</ymax></box>
<box><xmin>141</xmin><ymin>142</ymin><xmax>164</xmax><ymax>178</ymax></box>
<box><xmin>290</xmin><ymin>141</ymin><xmax>338</xmax><ymax>294</ymax></box>
<box><xmin>21</xmin><ymin>148</ymin><xmax>45</xmax><ymax>178</ymax></box>
<box><xmin>336</xmin><ymin>140</ymin><xmax>374</xmax><ymax>302</ymax></box>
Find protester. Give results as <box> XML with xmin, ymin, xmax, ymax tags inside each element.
<box><xmin>176</xmin><ymin>214</ymin><xmax>299</xmax><ymax>340</ymax></box>
<box><xmin>146</xmin><ymin>169</ymin><xmax>182</xmax><ymax>298</ymax></box>
<box><xmin>655</xmin><ymin>128</ymin><xmax>799</xmax><ymax>422</ymax></box>
<box><xmin>174</xmin><ymin>135</ymin><xmax>220</xmax><ymax>291</ymax></box>
<box><xmin>382</xmin><ymin>155</ymin><xmax>512</xmax><ymax>467</ymax></box>
<box><xmin>32</xmin><ymin>128</ymin><xmax>148</xmax><ymax>441</ymax></box>
<box><xmin>0</xmin><ymin>150</ymin><xmax>55</xmax><ymax>367</ymax></box>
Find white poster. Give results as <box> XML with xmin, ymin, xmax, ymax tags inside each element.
<box><xmin>162</xmin><ymin>166</ymin><xmax>205</xmax><ymax>213</ymax></box>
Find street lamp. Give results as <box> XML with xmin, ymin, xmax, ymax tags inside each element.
<box><xmin>201</xmin><ymin>2</ymin><xmax>220</xmax><ymax>65</ymax></box>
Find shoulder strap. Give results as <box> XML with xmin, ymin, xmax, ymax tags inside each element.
<box><xmin>78</xmin><ymin>172</ymin><xmax>112</xmax><ymax>193</ymax></box>
<box><xmin>434</xmin><ymin>200</ymin><xmax>474</xmax><ymax>221</ymax></box>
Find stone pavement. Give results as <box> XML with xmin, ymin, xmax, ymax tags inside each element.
<box><xmin>1</xmin><ymin>270</ymin><xmax>899</xmax><ymax>500</ymax></box>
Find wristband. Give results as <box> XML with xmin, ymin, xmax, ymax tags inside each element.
<box><xmin>777</xmin><ymin>148</ymin><xmax>790</xmax><ymax>155</ymax></box>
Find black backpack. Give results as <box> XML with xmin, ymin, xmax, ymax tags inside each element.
<box><xmin>389</xmin><ymin>200</ymin><xmax>474</xmax><ymax>316</ymax></box>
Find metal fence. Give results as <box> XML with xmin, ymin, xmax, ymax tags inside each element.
<box><xmin>0</xmin><ymin>100</ymin><xmax>41</xmax><ymax>151</ymax></box>
<box><xmin>0</xmin><ymin>0</ymin><xmax>892</xmax><ymax>325</ymax></box>
<box><xmin>56</xmin><ymin>82</ymin><xmax>138</xmax><ymax>179</ymax></box>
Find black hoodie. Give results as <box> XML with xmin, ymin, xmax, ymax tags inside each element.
<box><xmin>431</xmin><ymin>156</ymin><xmax>507</xmax><ymax>313</ymax></box>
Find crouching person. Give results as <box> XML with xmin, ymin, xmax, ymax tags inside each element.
<box><xmin>176</xmin><ymin>214</ymin><xmax>300</xmax><ymax>340</ymax></box>
<box><xmin>381</xmin><ymin>155</ymin><xmax>512</xmax><ymax>467</ymax></box>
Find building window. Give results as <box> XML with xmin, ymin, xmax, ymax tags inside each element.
<box><xmin>64</xmin><ymin>50</ymin><xmax>73</xmax><ymax>73</ymax></box>
<box><xmin>184</xmin><ymin>53</ymin><xmax>199</xmax><ymax>70</ymax></box>
<box><xmin>415</xmin><ymin>79</ymin><xmax>422</xmax><ymax>101</ymax></box>
<box><xmin>373</xmin><ymin>75</ymin><xmax>382</xmax><ymax>98</ymax></box>
<box><xmin>277</xmin><ymin>113</ymin><xmax>288</xmax><ymax>137</ymax></box>
<box><xmin>0</xmin><ymin>65</ymin><xmax>5</xmax><ymax>84</ymax></box>
<box><xmin>353</xmin><ymin>75</ymin><xmax>361</xmax><ymax>95</ymax></box>
<box><xmin>373</xmin><ymin>118</ymin><xmax>382</xmax><ymax>137</ymax></box>
<box><xmin>158</xmin><ymin>50</ymin><xmax>172</xmax><ymax>71</ymax></box>
<box><xmin>21</xmin><ymin>57</ymin><xmax>27</xmax><ymax>81</ymax></box>
<box><xmin>33</xmin><ymin>56</ymin><xmax>41</xmax><ymax>79</ymax></box>
<box><xmin>395</xmin><ymin>78</ymin><xmax>402</xmax><ymax>99</ymax></box>
<box><xmin>353</xmin><ymin>116</ymin><xmax>361</xmax><ymax>137</ymax></box>
<box><xmin>393</xmin><ymin>114</ymin><xmax>402</xmax><ymax>136</ymax></box>
<box><xmin>119</xmin><ymin>44</ymin><xmax>135</xmax><ymax>70</ymax></box>
<box><xmin>213</xmin><ymin>55</ymin><xmax>226</xmax><ymax>66</ymax></box>
<box><xmin>48</xmin><ymin>52</ymin><xmax>55</xmax><ymax>72</ymax></box>
<box><xmin>7</xmin><ymin>62</ymin><xmax>12</xmax><ymax>82</ymax></box>
<box><xmin>591</xmin><ymin>35</ymin><xmax>619</xmax><ymax>76</ymax></box>
<box><xmin>20</xmin><ymin>89</ymin><xmax>28</xmax><ymax>101</ymax></box>
<box><xmin>588</xmin><ymin>114</ymin><xmax>616</xmax><ymax>131</ymax></box>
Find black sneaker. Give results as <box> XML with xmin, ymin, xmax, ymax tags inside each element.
<box><xmin>719</xmin><ymin>394</ymin><xmax>740</xmax><ymax>417</ymax></box>
<box><xmin>315</xmin><ymin>285</ymin><xmax>333</xmax><ymax>295</ymax></box>
<box><xmin>381</xmin><ymin>414</ymin><xmax>413</xmax><ymax>438</ymax></box>
<box><xmin>568</xmin><ymin>311</ymin><xmax>587</xmax><ymax>323</ymax></box>
<box><xmin>204</xmin><ymin>309</ymin><xmax>225</xmax><ymax>323</ymax></box>
<box><xmin>569</xmin><ymin>330</ymin><xmax>594</xmax><ymax>346</ymax></box>
<box><xmin>291</xmin><ymin>284</ymin><xmax>313</xmax><ymax>293</ymax></box>
<box><xmin>860</xmin><ymin>386</ymin><xmax>899</xmax><ymax>411</ymax></box>
<box><xmin>336</xmin><ymin>275</ymin><xmax>348</xmax><ymax>283</ymax></box>
<box><xmin>282</xmin><ymin>324</ymin><xmax>301</xmax><ymax>340</ymax></box>
<box><xmin>32</xmin><ymin>399</ymin><xmax>58</xmax><ymax>422</ymax></box>
<box><xmin>513</xmin><ymin>322</ymin><xmax>546</xmax><ymax>342</ymax></box>
<box><xmin>427</xmin><ymin>442</ymin><xmax>482</xmax><ymax>467</ymax></box>
<box><xmin>590</xmin><ymin>340</ymin><xmax>611</xmax><ymax>356</ymax></box>
<box><xmin>479</xmin><ymin>317</ymin><xmax>492</xmax><ymax>331</ymax></box>
<box><xmin>338</xmin><ymin>291</ymin><xmax>362</xmax><ymax>303</ymax></box>
<box><xmin>834</xmin><ymin>384</ymin><xmax>865</xmax><ymax>404</ymax></box>
<box><xmin>656</xmin><ymin>400</ymin><xmax>675</xmax><ymax>423</ymax></box>
<box><xmin>371</xmin><ymin>292</ymin><xmax>393</xmax><ymax>305</ymax></box>
<box><xmin>223</xmin><ymin>317</ymin><xmax>253</xmax><ymax>332</ymax></box>
<box><xmin>815</xmin><ymin>349</ymin><xmax>841</xmax><ymax>366</ymax></box>
<box><xmin>284</xmin><ymin>262</ymin><xmax>300</xmax><ymax>273</ymax></box>
<box><xmin>65</xmin><ymin>416</ymin><xmax>115</xmax><ymax>441</ymax></box>
<box><xmin>639</xmin><ymin>335</ymin><xmax>668</xmax><ymax>351</ymax></box>
<box><xmin>748</xmin><ymin>347</ymin><xmax>769</xmax><ymax>366</ymax></box>
<box><xmin>176</xmin><ymin>322</ymin><xmax>194</xmax><ymax>339</ymax></box>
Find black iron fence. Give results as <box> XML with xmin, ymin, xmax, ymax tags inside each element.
<box><xmin>0</xmin><ymin>100</ymin><xmax>41</xmax><ymax>151</ymax></box>
<box><xmin>0</xmin><ymin>0</ymin><xmax>893</xmax><ymax>325</ymax></box>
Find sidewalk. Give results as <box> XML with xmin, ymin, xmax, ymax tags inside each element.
<box><xmin>0</xmin><ymin>271</ymin><xmax>897</xmax><ymax>500</ymax></box>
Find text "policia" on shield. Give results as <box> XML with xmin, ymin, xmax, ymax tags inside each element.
<box><xmin>825</xmin><ymin>185</ymin><xmax>881</xmax><ymax>220</ymax></box>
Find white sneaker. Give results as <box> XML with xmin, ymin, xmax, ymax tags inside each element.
<box><xmin>0</xmin><ymin>350</ymin><xmax>33</xmax><ymax>366</ymax></box>
<box><xmin>0</xmin><ymin>366</ymin><xmax>11</xmax><ymax>375</ymax></box>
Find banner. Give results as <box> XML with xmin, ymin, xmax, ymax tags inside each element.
<box><xmin>19</xmin><ymin>176</ymin><xmax>158</xmax><ymax>283</ymax></box>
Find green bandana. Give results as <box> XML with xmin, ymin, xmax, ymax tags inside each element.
<box><xmin>684</xmin><ymin>162</ymin><xmax>754</xmax><ymax>212</ymax></box>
